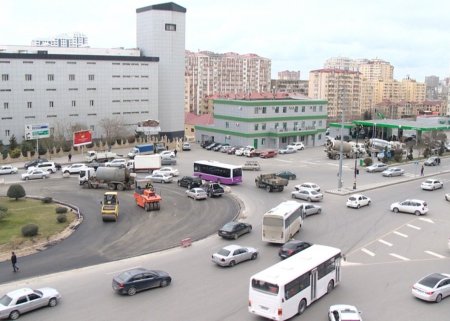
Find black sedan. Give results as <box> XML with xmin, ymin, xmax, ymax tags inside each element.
<box><xmin>112</xmin><ymin>267</ymin><xmax>171</xmax><ymax>296</ymax></box>
<box><xmin>24</xmin><ymin>158</ymin><xmax>48</xmax><ymax>170</ymax></box>
<box><xmin>218</xmin><ymin>222</ymin><xmax>252</xmax><ymax>240</ymax></box>
<box><xmin>276</xmin><ymin>170</ymin><xmax>297</xmax><ymax>180</ymax></box>
<box><xmin>278</xmin><ymin>240</ymin><xmax>312</xmax><ymax>259</ymax></box>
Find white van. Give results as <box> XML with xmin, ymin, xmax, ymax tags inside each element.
<box><xmin>30</xmin><ymin>161</ymin><xmax>57</xmax><ymax>173</ymax></box>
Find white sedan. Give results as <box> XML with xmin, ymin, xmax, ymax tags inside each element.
<box><xmin>291</xmin><ymin>189</ymin><xmax>323</xmax><ymax>202</ymax></box>
<box><xmin>186</xmin><ymin>188</ymin><xmax>207</xmax><ymax>200</ymax></box>
<box><xmin>346</xmin><ymin>194</ymin><xmax>371</xmax><ymax>208</ymax></box>
<box><xmin>21</xmin><ymin>169</ymin><xmax>50</xmax><ymax>180</ymax></box>
<box><xmin>0</xmin><ymin>165</ymin><xmax>18</xmax><ymax>175</ymax></box>
<box><xmin>328</xmin><ymin>304</ymin><xmax>363</xmax><ymax>321</ymax></box>
<box><xmin>211</xmin><ymin>244</ymin><xmax>258</xmax><ymax>267</ymax></box>
<box><xmin>145</xmin><ymin>172</ymin><xmax>173</xmax><ymax>183</ymax></box>
<box><xmin>382</xmin><ymin>167</ymin><xmax>404</xmax><ymax>177</ymax></box>
<box><xmin>154</xmin><ymin>167</ymin><xmax>179</xmax><ymax>177</ymax></box>
<box><xmin>294</xmin><ymin>182</ymin><xmax>321</xmax><ymax>192</ymax></box>
<box><xmin>61</xmin><ymin>163</ymin><xmax>87</xmax><ymax>174</ymax></box>
<box><xmin>420</xmin><ymin>178</ymin><xmax>443</xmax><ymax>191</ymax></box>
<box><xmin>160</xmin><ymin>151</ymin><xmax>176</xmax><ymax>158</ymax></box>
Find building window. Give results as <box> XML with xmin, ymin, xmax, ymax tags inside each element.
<box><xmin>49</xmin><ymin>101</ymin><xmax>54</xmax><ymax>108</ymax></box>
<box><xmin>5</xmin><ymin>129</ymin><xmax>10</xmax><ymax>137</ymax></box>
<box><xmin>283</xmin><ymin>122</ymin><xmax>287</xmax><ymax>130</ymax></box>
<box><xmin>319</xmin><ymin>120</ymin><xmax>323</xmax><ymax>126</ymax></box>
<box><xmin>281</xmin><ymin>137</ymin><xmax>287</xmax><ymax>143</ymax></box>
<box><xmin>90</xmin><ymin>125</ymin><xmax>95</xmax><ymax>132</ymax></box>
<box><xmin>262</xmin><ymin>123</ymin><xmax>266</xmax><ymax>130</ymax></box>
<box><xmin>319</xmin><ymin>106</ymin><xmax>323</xmax><ymax>112</ymax></box>
<box><xmin>283</xmin><ymin>106</ymin><xmax>287</xmax><ymax>113</ymax></box>
<box><xmin>274</xmin><ymin>123</ymin><xmax>279</xmax><ymax>129</ymax></box>
<box><xmin>318</xmin><ymin>134</ymin><xmax>322</xmax><ymax>140</ymax></box>
<box><xmin>254</xmin><ymin>107</ymin><xmax>259</xmax><ymax>114</ymax></box>
<box><xmin>275</xmin><ymin>106</ymin><xmax>279</xmax><ymax>113</ymax></box>
<box><xmin>302</xmin><ymin>106</ymin><xmax>305</xmax><ymax>112</ymax></box>
<box><xmin>71</xmin><ymin>100</ymin><xmax>76</xmax><ymax>107</ymax></box>
<box><xmin>301</xmin><ymin>121</ymin><xmax>305</xmax><ymax>128</ymax></box>
<box><xmin>254</xmin><ymin>124</ymin><xmax>259</xmax><ymax>131</ymax></box>
<box><xmin>261</xmin><ymin>138</ymin><xmax>266</xmax><ymax>145</ymax></box>
<box><xmin>313</xmin><ymin>106</ymin><xmax>317</xmax><ymax>112</ymax></box>
<box><xmin>27</xmin><ymin>102</ymin><xmax>32</xmax><ymax>108</ymax></box>
<box><xmin>225</xmin><ymin>122</ymin><xmax>229</xmax><ymax>128</ymax></box>
<box><xmin>165</xmin><ymin>23</ymin><xmax>176</xmax><ymax>31</ymax></box>
<box><xmin>4</xmin><ymin>102</ymin><xmax>8</xmax><ymax>109</ymax></box>
<box><xmin>294</xmin><ymin>106</ymin><xmax>298</xmax><ymax>112</ymax></box>
<box><xmin>293</xmin><ymin>122</ymin><xmax>298</xmax><ymax>130</ymax></box>
<box><xmin>90</xmin><ymin>100</ymin><xmax>94</xmax><ymax>106</ymax></box>
<box><xmin>88</xmin><ymin>74</ymin><xmax>95</xmax><ymax>81</ymax></box>
<box><xmin>262</xmin><ymin>107</ymin><xmax>267</xmax><ymax>114</ymax></box>
<box><xmin>25</xmin><ymin>74</ymin><xmax>32</xmax><ymax>81</ymax></box>
<box><xmin>69</xmin><ymin>74</ymin><xmax>75</xmax><ymax>81</ymax></box>
<box><xmin>1</xmin><ymin>74</ymin><xmax>8</xmax><ymax>81</ymax></box>
<box><xmin>48</xmin><ymin>74</ymin><xmax>54</xmax><ymax>81</ymax></box>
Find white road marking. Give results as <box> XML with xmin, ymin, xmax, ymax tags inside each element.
<box><xmin>424</xmin><ymin>251</ymin><xmax>446</xmax><ymax>259</ymax></box>
<box><xmin>406</xmin><ymin>224</ymin><xmax>421</xmax><ymax>230</ymax></box>
<box><xmin>378</xmin><ymin>239</ymin><xmax>393</xmax><ymax>246</ymax></box>
<box><xmin>389</xmin><ymin>253</ymin><xmax>410</xmax><ymax>261</ymax></box>
<box><xmin>419</xmin><ymin>217</ymin><xmax>434</xmax><ymax>224</ymax></box>
<box><xmin>361</xmin><ymin>248</ymin><xmax>375</xmax><ymax>256</ymax></box>
<box><xmin>301</xmin><ymin>161</ymin><xmax>318</xmax><ymax>165</ymax></box>
<box><xmin>393</xmin><ymin>231</ymin><xmax>408</xmax><ymax>238</ymax></box>
<box><xmin>327</xmin><ymin>163</ymin><xmax>339</xmax><ymax>166</ymax></box>
<box><xmin>276</xmin><ymin>159</ymin><xmax>293</xmax><ymax>163</ymax></box>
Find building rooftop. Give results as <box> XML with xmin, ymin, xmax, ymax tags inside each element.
<box><xmin>185</xmin><ymin>112</ymin><xmax>214</xmax><ymax>126</ymax></box>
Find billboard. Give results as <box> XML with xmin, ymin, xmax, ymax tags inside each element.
<box><xmin>25</xmin><ymin>124</ymin><xmax>50</xmax><ymax>140</ymax></box>
<box><xmin>73</xmin><ymin>130</ymin><xmax>92</xmax><ymax>146</ymax></box>
<box><xmin>135</xmin><ymin>119</ymin><xmax>161</xmax><ymax>136</ymax></box>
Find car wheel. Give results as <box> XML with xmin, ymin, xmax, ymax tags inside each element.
<box><xmin>327</xmin><ymin>280</ymin><xmax>334</xmax><ymax>294</ymax></box>
<box><xmin>48</xmin><ymin>297</ymin><xmax>58</xmax><ymax>307</ymax></box>
<box><xmin>229</xmin><ymin>260</ymin><xmax>236</xmax><ymax>267</ymax></box>
<box><xmin>9</xmin><ymin>311</ymin><xmax>20</xmax><ymax>320</ymax></box>
<box><xmin>435</xmin><ymin>294</ymin><xmax>443</xmax><ymax>303</ymax></box>
<box><xmin>160</xmin><ymin>279</ymin><xmax>170</xmax><ymax>287</ymax></box>
<box><xmin>247</xmin><ymin>226</ymin><xmax>252</xmax><ymax>233</ymax></box>
<box><xmin>414</xmin><ymin>210</ymin><xmax>421</xmax><ymax>216</ymax></box>
<box><xmin>298</xmin><ymin>299</ymin><xmax>307</xmax><ymax>315</ymax></box>
<box><xmin>188</xmin><ymin>184</ymin><xmax>192</xmax><ymax>189</ymax></box>
<box><xmin>127</xmin><ymin>287</ymin><xmax>137</xmax><ymax>296</ymax></box>
<box><xmin>307</xmin><ymin>197</ymin><xmax>311</xmax><ymax>202</ymax></box>
<box><xmin>25</xmin><ymin>177</ymin><xmax>29</xmax><ymax>180</ymax></box>
<box><xmin>357</xmin><ymin>204</ymin><xmax>361</xmax><ymax>209</ymax></box>
<box><xmin>64</xmin><ymin>171</ymin><xmax>69</xmax><ymax>174</ymax></box>
<box><xmin>234</xmin><ymin>233</ymin><xmax>238</xmax><ymax>240</ymax></box>
<box><xmin>368</xmin><ymin>201</ymin><xmax>371</xmax><ymax>206</ymax></box>
<box><xmin>144</xmin><ymin>203</ymin><xmax>150</xmax><ymax>211</ymax></box>
<box><xmin>266</xmin><ymin>185</ymin><xmax>271</xmax><ymax>192</ymax></box>
<box><xmin>251</xmin><ymin>253</ymin><xmax>258</xmax><ymax>260</ymax></box>
<box><xmin>317</xmin><ymin>208</ymin><xmax>322</xmax><ymax>214</ymax></box>
<box><xmin>177</xmin><ymin>181</ymin><xmax>181</xmax><ymax>186</ymax></box>
<box><xmin>291</xmin><ymin>194</ymin><xmax>295</xmax><ymax>199</ymax></box>
<box><xmin>393</xmin><ymin>208</ymin><xmax>399</xmax><ymax>213</ymax></box>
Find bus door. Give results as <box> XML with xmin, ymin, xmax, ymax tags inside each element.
<box><xmin>335</xmin><ymin>257</ymin><xmax>341</xmax><ymax>283</ymax></box>
<box><xmin>310</xmin><ymin>268</ymin><xmax>318</xmax><ymax>301</ymax></box>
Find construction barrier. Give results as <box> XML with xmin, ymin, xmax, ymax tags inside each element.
<box><xmin>180</xmin><ymin>237</ymin><xmax>192</xmax><ymax>247</ymax></box>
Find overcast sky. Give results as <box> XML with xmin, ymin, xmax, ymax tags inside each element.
<box><xmin>2</xmin><ymin>0</ymin><xmax>450</xmax><ymax>81</ymax></box>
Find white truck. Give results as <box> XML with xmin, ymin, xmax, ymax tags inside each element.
<box><xmin>85</xmin><ymin>151</ymin><xmax>117</xmax><ymax>163</ymax></box>
<box><xmin>131</xmin><ymin>154</ymin><xmax>161</xmax><ymax>172</ymax></box>
<box><xmin>324</xmin><ymin>140</ymin><xmax>363</xmax><ymax>160</ymax></box>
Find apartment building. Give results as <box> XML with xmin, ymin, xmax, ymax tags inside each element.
<box><xmin>31</xmin><ymin>32</ymin><xmax>88</xmax><ymax>48</ymax></box>
<box><xmin>184</xmin><ymin>50</ymin><xmax>271</xmax><ymax>114</ymax></box>
<box><xmin>278</xmin><ymin>70</ymin><xmax>300</xmax><ymax>80</ymax></box>
<box><xmin>271</xmin><ymin>79</ymin><xmax>309</xmax><ymax>95</ymax></box>
<box><xmin>195</xmin><ymin>96</ymin><xmax>327</xmax><ymax>149</ymax></box>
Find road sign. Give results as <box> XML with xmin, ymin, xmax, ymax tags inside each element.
<box><xmin>25</xmin><ymin>124</ymin><xmax>50</xmax><ymax>140</ymax></box>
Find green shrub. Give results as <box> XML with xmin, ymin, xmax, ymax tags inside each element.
<box><xmin>41</xmin><ymin>197</ymin><xmax>53</xmax><ymax>204</ymax></box>
<box><xmin>56</xmin><ymin>214</ymin><xmax>67</xmax><ymax>223</ymax></box>
<box><xmin>0</xmin><ymin>210</ymin><xmax>8</xmax><ymax>220</ymax></box>
<box><xmin>22</xmin><ymin>224</ymin><xmax>39</xmax><ymax>237</ymax></box>
<box><xmin>363</xmin><ymin>157</ymin><xmax>373</xmax><ymax>166</ymax></box>
<box><xmin>55</xmin><ymin>207</ymin><xmax>68</xmax><ymax>214</ymax></box>
<box><xmin>7</xmin><ymin>184</ymin><xmax>26</xmax><ymax>200</ymax></box>
<box><xmin>0</xmin><ymin>204</ymin><xmax>8</xmax><ymax>212</ymax></box>
<box><xmin>9</xmin><ymin>148</ymin><xmax>22</xmax><ymax>159</ymax></box>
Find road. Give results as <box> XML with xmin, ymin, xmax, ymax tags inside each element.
<box><xmin>0</xmin><ymin>145</ymin><xmax>449</xmax><ymax>321</ymax></box>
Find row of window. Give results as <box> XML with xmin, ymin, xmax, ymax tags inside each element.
<box><xmin>253</xmin><ymin>105</ymin><xmax>323</xmax><ymax>114</ymax></box>
<box><xmin>0</xmin><ymin>61</ymin><xmax>150</xmax><ymax>66</ymax></box>
<box><xmin>3</xmin><ymin>99</ymin><xmax>151</xmax><ymax>109</ymax></box>
<box><xmin>1</xmin><ymin>74</ymin><xmax>151</xmax><ymax>81</ymax></box>
<box><xmin>223</xmin><ymin>120</ymin><xmax>323</xmax><ymax>130</ymax></box>
<box><xmin>0</xmin><ymin>87</ymin><xmax>150</xmax><ymax>92</ymax></box>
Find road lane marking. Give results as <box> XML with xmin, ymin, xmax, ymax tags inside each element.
<box><xmin>406</xmin><ymin>224</ymin><xmax>421</xmax><ymax>230</ymax></box>
<box><xmin>393</xmin><ymin>231</ymin><xmax>408</xmax><ymax>238</ymax></box>
<box><xmin>425</xmin><ymin>251</ymin><xmax>446</xmax><ymax>259</ymax></box>
<box><xmin>389</xmin><ymin>253</ymin><xmax>410</xmax><ymax>261</ymax></box>
<box><xmin>276</xmin><ymin>159</ymin><xmax>293</xmax><ymax>163</ymax></box>
<box><xmin>378</xmin><ymin>239</ymin><xmax>393</xmax><ymax>246</ymax></box>
<box><xmin>361</xmin><ymin>248</ymin><xmax>375</xmax><ymax>256</ymax></box>
<box><xmin>419</xmin><ymin>217</ymin><xmax>434</xmax><ymax>224</ymax></box>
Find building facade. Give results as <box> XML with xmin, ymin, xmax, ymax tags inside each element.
<box><xmin>31</xmin><ymin>32</ymin><xmax>88</xmax><ymax>48</ymax></box>
<box><xmin>277</xmin><ymin>70</ymin><xmax>300</xmax><ymax>80</ymax></box>
<box><xmin>271</xmin><ymin>79</ymin><xmax>309</xmax><ymax>95</ymax></box>
<box><xmin>195</xmin><ymin>97</ymin><xmax>327</xmax><ymax>149</ymax></box>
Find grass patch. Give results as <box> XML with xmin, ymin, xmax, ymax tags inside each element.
<box><xmin>0</xmin><ymin>197</ymin><xmax>76</xmax><ymax>251</ymax></box>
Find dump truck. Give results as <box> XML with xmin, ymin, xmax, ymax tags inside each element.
<box><xmin>255</xmin><ymin>173</ymin><xmax>289</xmax><ymax>192</ymax></box>
<box><xmin>85</xmin><ymin>150</ymin><xmax>117</xmax><ymax>163</ymax></box>
<box><xmin>101</xmin><ymin>191</ymin><xmax>119</xmax><ymax>222</ymax></box>
<box><xmin>324</xmin><ymin>140</ymin><xmax>363</xmax><ymax>160</ymax></box>
<box><xmin>79</xmin><ymin>167</ymin><xmax>135</xmax><ymax>190</ymax></box>
<box><xmin>133</xmin><ymin>180</ymin><xmax>162</xmax><ymax>211</ymax></box>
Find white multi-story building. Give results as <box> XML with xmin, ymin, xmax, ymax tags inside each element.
<box><xmin>31</xmin><ymin>32</ymin><xmax>88</xmax><ymax>48</ymax></box>
<box><xmin>0</xmin><ymin>2</ymin><xmax>186</xmax><ymax>144</ymax></box>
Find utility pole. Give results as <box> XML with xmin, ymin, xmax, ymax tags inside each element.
<box><xmin>337</xmin><ymin>105</ymin><xmax>344</xmax><ymax>190</ymax></box>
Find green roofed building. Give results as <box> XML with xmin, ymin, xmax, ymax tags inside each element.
<box><xmin>195</xmin><ymin>96</ymin><xmax>328</xmax><ymax>149</ymax></box>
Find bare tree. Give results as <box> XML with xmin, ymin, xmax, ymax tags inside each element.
<box><xmin>98</xmin><ymin>117</ymin><xmax>128</xmax><ymax>148</ymax></box>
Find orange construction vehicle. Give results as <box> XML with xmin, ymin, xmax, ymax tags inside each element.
<box><xmin>133</xmin><ymin>180</ymin><xmax>162</xmax><ymax>211</ymax></box>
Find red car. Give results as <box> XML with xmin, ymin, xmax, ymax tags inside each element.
<box><xmin>260</xmin><ymin>150</ymin><xmax>277</xmax><ymax>158</ymax></box>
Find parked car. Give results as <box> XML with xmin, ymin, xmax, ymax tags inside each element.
<box><xmin>424</xmin><ymin>156</ymin><xmax>440</xmax><ymax>166</ymax></box>
<box><xmin>278</xmin><ymin>146</ymin><xmax>296</xmax><ymax>154</ymax></box>
<box><xmin>205</xmin><ymin>143</ymin><xmax>220</xmax><ymax>151</ymax></box>
<box><xmin>412</xmin><ymin>272</ymin><xmax>450</xmax><ymax>303</ymax></box>
<box><xmin>61</xmin><ymin>163</ymin><xmax>87</xmax><ymax>175</ymax></box>
<box><xmin>182</xmin><ymin>142</ymin><xmax>191</xmax><ymax>151</ymax></box>
<box><xmin>346</xmin><ymin>194</ymin><xmax>371</xmax><ymax>208</ymax></box>
<box><xmin>259</xmin><ymin>150</ymin><xmax>277</xmax><ymax>158</ymax></box>
<box><xmin>112</xmin><ymin>267</ymin><xmax>171</xmax><ymax>296</ymax></box>
<box><xmin>278</xmin><ymin>240</ymin><xmax>312</xmax><ymax>259</ymax></box>
<box><xmin>0</xmin><ymin>165</ymin><xmax>18</xmax><ymax>175</ymax></box>
<box><xmin>299</xmin><ymin>203</ymin><xmax>322</xmax><ymax>217</ymax></box>
<box><xmin>21</xmin><ymin>169</ymin><xmax>50</xmax><ymax>180</ymax></box>
<box><xmin>145</xmin><ymin>172</ymin><xmax>173</xmax><ymax>184</ymax></box>
<box><xmin>160</xmin><ymin>150</ymin><xmax>176</xmax><ymax>158</ymax></box>
<box><xmin>328</xmin><ymin>304</ymin><xmax>363</xmax><ymax>321</ymax></box>
<box><xmin>24</xmin><ymin>158</ymin><xmax>49</xmax><ymax>170</ymax></box>
<box><xmin>220</xmin><ymin>145</ymin><xmax>232</xmax><ymax>153</ymax></box>
<box><xmin>0</xmin><ymin>287</ymin><xmax>61</xmax><ymax>320</ymax></box>
<box><xmin>291</xmin><ymin>142</ymin><xmax>305</xmax><ymax>150</ymax></box>
<box><xmin>390</xmin><ymin>199</ymin><xmax>428</xmax><ymax>216</ymax></box>
<box><xmin>105</xmin><ymin>158</ymin><xmax>127</xmax><ymax>167</ymax></box>
<box><xmin>211</xmin><ymin>244</ymin><xmax>258</xmax><ymax>267</ymax></box>
<box><xmin>212</xmin><ymin>144</ymin><xmax>223</xmax><ymax>151</ymax></box>
<box><xmin>291</xmin><ymin>189</ymin><xmax>323</xmax><ymax>202</ymax></box>
<box><xmin>201</xmin><ymin>141</ymin><xmax>213</xmax><ymax>148</ymax></box>
<box><xmin>186</xmin><ymin>187</ymin><xmax>207</xmax><ymax>200</ymax></box>
<box><xmin>366</xmin><ymin>163</ymin><xmax>388</xmax><ymax>173</ymax></box>
<box><xmin>446</xmin><ymin>193</ymin><xmax>450</xmax><ymax>202</ymax></box>
<box><xmin>276</xmin><ymin>170</ymin><xmax>296</xmax><ymax>180</ymax></box>
<box><xmin>154</xmin><ymin>166</ymin><xmax>179</xmax><ymax>177</ymax></box>
<box><xmin>161</xmin><ymin>157</ymin><xmax>177</xmax><ymax>166</ymax></box>
<box><xmin>242</xmin><ymin>160</ymin><xmax>261</xmax><ymax>171</ymax></box>
<box><xmin>382</xmin><ymin>167</ymin><xmax>404</xmax><ymax>177</ymax></box>
<box><xmin>421</xmin><ymin>178</ymin><xmax>443</xmax><ymax>191</ymax></box>
<box><xmin>177</xmin><ymin>176</ymin><xmax>202</xmax><ymax>189</ymax></box>
<box><xmin>201</xmin><ymin>182</ymin><xmax>225</xmax><ymax>197</ymax></box>
<box><xmin>28</xmin><ymin>161</ymin><xmax>57</xmax><ymax>173</ymax></box>
<box><xmin>227</xmin><ymin>146</ymin><xmax>239</xmax><ymax>155</ymax></box>
<box><xmin>218</xmin><ymin>221</ymin><xmax>252</xmax><ymax>240</ymax></box>
<box><xmin>234</xmin><ymin>147</ymin><xmax>246</xmax><ymax>156</ymax></box>
<box><xmin>294</xmin><ymin>182</ymin><xmax>321</xmax><ymax>192</ymax></box>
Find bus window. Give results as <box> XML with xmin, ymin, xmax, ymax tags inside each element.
<box><xmin>251</xmin><ymin>279</ymin><xmax>279</xmax><ymax>295</ymax></box>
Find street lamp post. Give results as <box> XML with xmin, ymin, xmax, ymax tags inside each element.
<box><xmin>353</xmin><ymin>125</ymin><xmax>361</xmax><ymax>190</ymax></box>
<box><xmin>337</xmin><ymin>110</ymin><xmax>344</xmax><ymax>190</ymax></box>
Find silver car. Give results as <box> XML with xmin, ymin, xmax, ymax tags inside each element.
<box><xmin>291</xmin><ymin>189</ymin><xmax>323</xmax><ymax>202</ymax></box>
<box><xmin>366</xmin><ymin>163</ymin><xmax>388</xmax><ymax>173</ymax></box>
<box><xmin>186</xmin><ymin>187</ymin><xmax>207</xmax><ymax>200</ymax></box>
<box><xmin>211</xmin><ymin>244</ymin><xmax>258</xmax><ymax>267</ymax></box>
<box><xmin>21</xmin><ymin>169</ymin><xmax>50</xmax><ymax>180</ymax></box>
<box><xmin>299</xmin><ymin>203</ymin><xmax>322</xmax><ymax>217</ymax></box>
<box><xmin>382</xmin><ymin>167</ymin><xmax>404</xmax><ymax>177</ymax></box>
<box><xmin>0</xmin><ymin>165</ymin><xmax>18</xmax><ymax>175</ymax></box>
<box><xmin>0</xmin><ymin>287</ymin><xmax>61</xmax><ymax>320</ymax></box>
<box><xmin>412</xmin><ymin>273</ymin><xmax>450</xmax><ymax>303</ymax></box>
<box><xmin>145</xmin><ymin>172</ymin><xmax>173</xmax><ymax>183</ymax></box>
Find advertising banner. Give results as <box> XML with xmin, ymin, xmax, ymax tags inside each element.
<box><xmin>73</xmin><ymin>130</ymin><xmax>92</xmax><ymax>146</ymax></box>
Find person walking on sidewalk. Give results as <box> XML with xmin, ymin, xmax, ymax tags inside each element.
<box><xmin>68</xmin><ymin>153</ymin><xmax>72</xmax><ymax>162</ymax></box>
<box><xmin>420</xmin><ymin>165</ymin><xmax>424</xmax><ymax>176</ymax></box>
<box><xmin>11</xmin><ymin>252</ymin><xmax>19</xmax><ymax>272</ymax></box>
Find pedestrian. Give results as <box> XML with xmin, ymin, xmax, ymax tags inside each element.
<box><xmin>437</xmin><ymin>157</ymin><xmax>441</xmax><ymax>165</ymax></box>
<box><xmin>68</xmin><ymin>153</ymin><xmax>72</xmax><ymax>162</ymax></box>
<box><xmin>420</xmin><ymin>165</ymin><xmax>424</xmax><ymax>176</ymax></box>
<box><xmin>174</xmin><ymin>149</ymin><xmax>177</xmax><ymax>157</ymax></box>
<box><xmin>11</xmin><ymin>251</ymin><xmax>19</xmax><ymax>272</ymax></box>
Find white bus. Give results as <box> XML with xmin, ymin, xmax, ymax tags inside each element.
<box><xmin>248</xmin><ymin>244</ymin><xmax>342</xmax><ymax>320</ymax></box>
<box><xmin>262</xmin><ymin>201</ymin><xmax>303</xmax><ymax>244</ymax></box>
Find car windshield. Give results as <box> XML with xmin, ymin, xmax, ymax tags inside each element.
<box><xmin>348</xmin><ymin>197</ymin><xmax>357</xmax><ymax>201</ymax></box>
<box><xmin>0</xmin><ymin>294</ymin><xmax>12</xmax><ymax>306</ymax></box>
<box><xmin>217</xmin><ymin>248</ymin><xmax>231</xmax><ymax>256</ymax></box>
<box><xmin>310</xmin><ymin>191</ymin><xmax>320</xmax><ymax>195</ymax></box>
<box><xmin>424</xmin><ymin>180</ymin><xmax>433</xmax><ymax>184</ymax></box>
<box><xmin>284</xmin><ymin>242</ymin><xmax>301</xmax><ymax>249</ymax></box>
